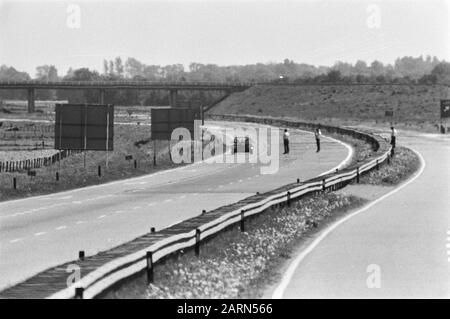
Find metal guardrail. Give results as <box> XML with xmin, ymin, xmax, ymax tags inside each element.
<box><xmin>0</xmin><ymin>115</ymin><xmax>391</xmax><ymax>299</ymax></box>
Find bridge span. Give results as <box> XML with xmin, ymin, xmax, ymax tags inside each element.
<box><xmin>0</xmin><ymin>80</ymin><xmax>253</xmax><ymax>113</ymax></box>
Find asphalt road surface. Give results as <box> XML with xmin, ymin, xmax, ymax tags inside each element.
<box><xmin>0</xmin><ymin>121</ymin><xmax>350</xmax><ymax>290</ymax></box>
<box><xmin>274</xmin><ymin>129</ymin><xmax>450</xmax><ymax>298</ymax></box>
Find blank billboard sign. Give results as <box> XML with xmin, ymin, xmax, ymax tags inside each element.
<box><xmin>441</xmin><ymin>100</ymin><xmax>450</xmax><ymax>118</ymax></box>
<box><xmin>151</xmin><ymin>108</ymin><xmax>199</xmax><ymax>140</ymax></box>
<box><xmin>55</xmin><ymin>104</ymin><xmax>114</xmax><ymax>150</ymax></box>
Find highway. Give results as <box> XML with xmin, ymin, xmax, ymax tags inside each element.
<box><xmin>0</xmin><ymin>120</ymin><xmax>350</xmax><ymax>291</ymax></box>
<box><xmin>273</xmin><ymin>129</ymin><xmax>450</xmax><ymax>298</ymax></box>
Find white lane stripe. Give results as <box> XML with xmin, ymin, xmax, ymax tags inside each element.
<box><xmin>446</xmin><ymin>243</ymin><xmax>450</xmax><ymax>248</ymax></box>
<box><xmin>318</xmin><ymin>136</ymin><xmax>354</xmax><ymax>176</ymax></box>
<box><xmin>132</xmin><ymin>206</ymin><xmax>142</xmax><ymax>209</ymax></box>
<box><xmin>34</xmin><ymin>232</ymin><xmax>47</xmax><ymax>236</ymax></box>
<box><xmin>147</xmin><ymin>203</ymin><xmax>155</xmax><ymax>207</ymax></box>
<box><xmin>272</xmin><ymin>147</ymin><xmax>425</xmax><ymax>299</ymax></box>
<box><xmin>179</xmin><ymin>195</ymin><xmax>186</xmax><ymax>199</ymax></box>
<box><xmin>55</xmin><ymin>225</ymin><xmax>67</xmax><ymax>230</ymax></box>
<box><xmin>97</xmin><ymin>215</ymin><xmax>106</xmax><ymax>219</ymax></box>
<box><xmin>114</xmin><ymin>210</ymin><xmax>124</xmax><ymax>214</ymax></box>
<box><xmin>163</xmin><ymin>199</ymin><xmax>172</xmax><ymax>203</ymax></box>
<box><xmin>76</xmin><ymin>220</ymin><xmax>84</xmax><ymax>224</ymax></box>
<box><xmin>9</xmin><ymin>238</ymin><xmax>23</xmax><ymax>244</ymax></box>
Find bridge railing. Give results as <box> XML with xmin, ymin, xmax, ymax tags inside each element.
<box><xmin>0</xmin><ymin>80</ymin><xmax>255</xmax><ymax>87</ymax></box>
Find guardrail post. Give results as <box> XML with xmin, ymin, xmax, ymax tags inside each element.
<box><xmin>297</xmin><ymin>178</ymin><xmax>300</xmax><ymax>183</ymax></box>
<box><xmin>78</xmin><ymin>251</ymin><xmax>85</xmax><ymax>261</ymax></box>
<box><xmin>387</xmin><ymin>154</ymin><xmax>390</xmax><ymax>165</ymax></box>
<box><xmin>356</xmin><ymin>167</ymin><xmax>360</xmax><ymax>183</ymax></box>
<box><xmin>150</xmin><ymin>227</ymin><xmax>156</xmax><ymax>233</ymax></box>
<box><xmin>322</xmin><ymin>179</ymin><xmax>326</xmax><ymax>191</ymax></box>
<box><xmin>134</xmin><ymin>160</ymin><xmax>137</xmax><ymax>169</ymax></box>
<box><xmin>376</xmin><ymin>159</ymin><xmax>379</xmax><ymax>170</ymax></box>
<box><xmin>75</xmin><ymin>287</ymin><xmax>84</xmax><ymax>299</ymax></box>
<box><xmin>98</xmin><ymin>166</ymin><xmax>101</xmax><ymax>177</ymax></box>
<box><xmin>56</xmin><ymin>172</ymin><xmax>59</xmax><ymax>181</ymax></box>
<box><xmin>195</xmin><ymin>229</ymin><xmax>201</xmax><ymax>256</ymax></box>
<box><xmin>146</xmin><ymin>251</ymin><xmax>154</xmax><ymax>283</ymax></box>
<box><xmin>287</xmin><ymin>191</ymin><xmax>291</xmax><ymax>207</ymax></box>
<box><xmin>240</xmin><ymin>210</ymin><xmax>245</xmax><ymax>232</ymax></box>
<box><xmin>13</xmin><ymin>177</ymin><xmax>16</xmax><ymax>190</ymax></box>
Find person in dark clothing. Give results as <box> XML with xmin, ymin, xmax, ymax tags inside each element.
<box><xmin>283</xmin><ymin>129</ymin><xmax>290</xmax><ymax>154</ymax></box>
<box><xmin>315</xmin><ymin>127</ymin><xmax>321</xmax><ymax>152</ymax></box>
<box><xmin>390</xmin><ymin>126</ymin><xmax>397</xmax><ymax>149</ymax></box>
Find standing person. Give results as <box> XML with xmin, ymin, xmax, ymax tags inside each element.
<box><xmin>390</xmin><ymin>126</ymin><xmax>397</xmax><ymax>149</ymax></box>
<box><xmin>315</xmin><ymin>127</ymin><xmax>321</xmax><ymax>153</ymax></box>
<box><xmin>283</xmin><ymin>129</ymin><xmax>290</xmax><ymax>154</ymax></box>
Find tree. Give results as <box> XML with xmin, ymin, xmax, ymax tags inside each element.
<box><xmin>35</xmin><ymin>65</ymin><xmax>59</xmax><ymax>99</ymax></box>
<box><xmin>115</xmin><ymin>57</ymin><xmax>124</xmax><ymax>78</ymax></box>
<box><xmin>103</xmin><ymin>59</ymin><xmax>109</xmax><ymax>75</ymax></box>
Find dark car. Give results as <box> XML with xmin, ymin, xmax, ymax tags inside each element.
<box><xmin>233</xmin><ymin>136</ymin><xmax>252</xmax><ymax>153</ymax></box>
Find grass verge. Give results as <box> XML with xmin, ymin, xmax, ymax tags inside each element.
<box><xmin>359</xmin><ymin>146</ymin><xmax>420</xmax><ymax>185</ymax></box>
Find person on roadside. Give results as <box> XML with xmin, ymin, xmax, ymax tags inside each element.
<box><xmin>390</xmin><ymin>126</ymin><xmax>397</xmax><ymax>149</ymax></box>
<box><xmin>315</xmin><ymin>127</ymin><xmax>322</xmax><ymax>153</ymax></box>
<box><xmin>283</xmin><ymin>129</ymin><xmax>290</xmax><ymax>154</ymax></box>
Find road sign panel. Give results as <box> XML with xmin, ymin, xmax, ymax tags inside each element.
<box><xmin>55</xmin><ymin>104</ymin><xmax>114</xmax><ymax>150</ymax></box>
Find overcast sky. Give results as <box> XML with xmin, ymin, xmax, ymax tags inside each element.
<box><xmin>0</xmin><ymin>0</ymin><xmax>448</xmax><ymax>76</ymax></box>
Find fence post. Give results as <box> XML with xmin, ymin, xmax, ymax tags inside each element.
<box><xmin>134</xmin><ymin>160</ymin><xmax>137</xmax><ymax>169</ymax></box>
<box><xmin>98</xmin><ymin>166</ymin><xmax>101</xmax><ymax>177</ymax></box>
<box><xmin>240</xmin><ymin>210</ymin><xmax>245</xmax><ymax>232</ymax></box>
<box><xmin>78</xmin><ymin>251</ymin><xmax>85</xmax><ymax>261</ymax></box>
<box><xmin>56</xmin><ymin>172</ymin><xmax>59</xmax><ymax>181</ymax></box>
<box><xmin>387</xmin><ymin>154</ymin><xmax>390</xmax><ymax>165</ymax></box>
<box><xmin>146</xmin><ymin>251</ymin><xmax>154</xmax><ymax>283</ymax></box>
<box><xmin>322</xmin><ymin>179</ymin><xmax>326</xmax><ymax>191</ymax></box>
<box><xmin>13</xmin><ymin>177</ymin><xmax>17</xmax><ymax>190</ymax></box>
<box><xmin>195</xmin><ymin>229</ymin><xmax>201</xmax><ymax>256</ymax></box>
<box><xmin>287</xmin><ymin>191</ymin><xmax>291</xmax><ymax>207</ymax></box>
<box><xmin>376</xmin><ymin>159</ymin><xmax>379</xmax><ymax>170</ymax></box>
<box><xmin>75</xmin><ymin>287</ymin><xmax>84</xmax><ymax>299</ymax></box>
<box><xmin>356</xmin><ymin>167</ymin><xmax>360</xmax><ymax>183</ymax></box>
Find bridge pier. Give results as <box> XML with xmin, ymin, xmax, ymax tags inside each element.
<box><xmin>99</xmin><ymin>89</ymin><xmax>105</xmax><ymax>104</ymax></box>
<box><xmin>27</xmin><ymin>88</ymin><xmax>35</xmax><ymax>113</ymax></box>
<box><xmin>169</xmin><ymin>89</ymin><xmax>177</xmax><ymax>108</ymax></box>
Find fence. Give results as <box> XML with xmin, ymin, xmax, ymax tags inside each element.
<box><xmin>0</xmin><ymin>115</ymin><xmax>392</xmax><ymax>299</ymax></box>
<box><xmin>0</xmin><ymin>149</ymin><xmax>81</xmax><ymax>173</ymax></box>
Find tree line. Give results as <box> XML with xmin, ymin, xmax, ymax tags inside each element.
<box><xmin>0</xmin><ymin>56</ymin><xmax>449</xmax><ymax>106</ymax></box>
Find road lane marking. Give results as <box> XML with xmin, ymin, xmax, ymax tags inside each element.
<box><xmin>132</xmin><ymin>206</ymin><xmax>142</xmax><ymax>210</ymax></box>
<box><xmin>272</xmin><ymin>147</ymin><xmax>425</xmax><ymax>299</ymax></box>
<box><xmin>97</xmin><ymin>215</ymin><xmax>106</xmax><ymax>219</ymax></box>
<box><xmin>179</xmin><ymin>195</ymin><xmax>186</xmax><ymax>199</ymax></box>
<box><xmin>9</xmin><ymin>238</ymin><xmax>23</xmax><ymax>244</ymax></box>
<box><xmin>55</xmin><ymin>225</ymin><xmax>67</xmax><ymax>230</ymax></box>
<box><xmin>114</xmin><ymin>210</ymin><xmax>124</xmax><ymax>213</ymax></box>
<box><xmin>163</xmin><ymin>199</ymin><xmax>173</xmax><ymax>203</ymax></box>
<box><xmin>76</xmin><ymin>221</ymin><xmax>84</xmax><ymax>224</ymax></box>
<box><xmin>34</xmin><ymin>232</ymin><xmax>47</xmax><ymax>236</ymax></box>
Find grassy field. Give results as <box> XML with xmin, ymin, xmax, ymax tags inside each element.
<box><xmin>0</xmin><ymin>123</ymin><xmax>180</xmax><ymax>202</ymax></box>
<box><xmin>210</xmin><ymin>84</ymin><xmax>450</xmax><ymax>133</ymax></box>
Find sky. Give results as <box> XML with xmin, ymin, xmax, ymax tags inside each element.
<box><xmin>0</xmin><ymin>0</ymin><xmax>449</xmax><ymax>77</ymax></box>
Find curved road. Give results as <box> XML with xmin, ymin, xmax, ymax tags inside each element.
<box><xmin>274</xmin><ymin>129</ymin><xmax>450</xmax><ymax>298</ymax></box>
<box><xmin>0</xmin><ymin>121</ymin><xmax>350</xmax><ymax>291</ymax></box>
